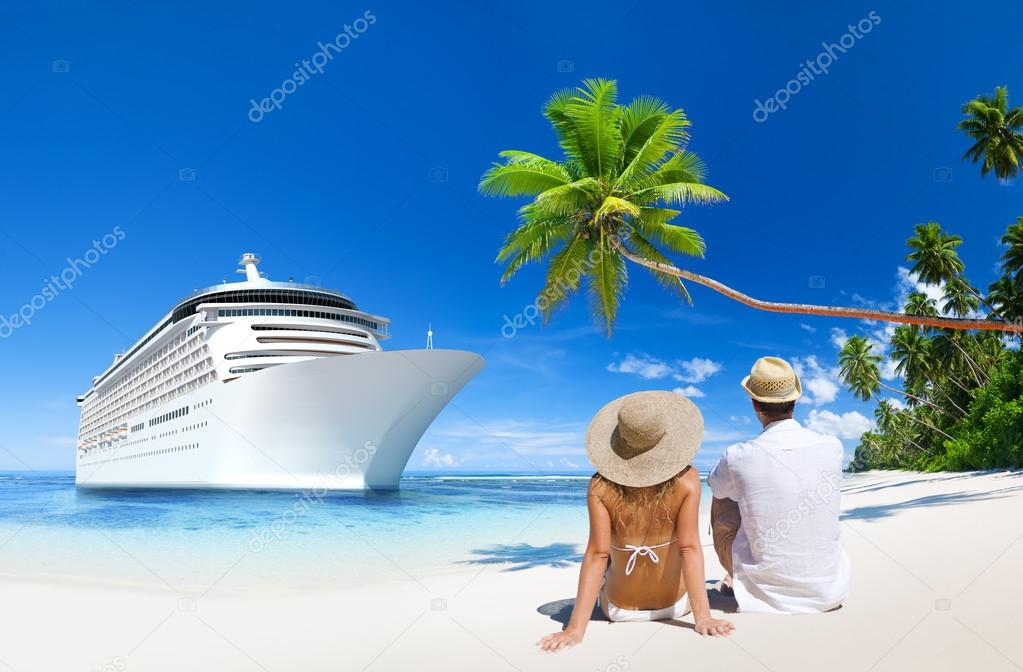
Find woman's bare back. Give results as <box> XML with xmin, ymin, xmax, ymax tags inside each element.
<box><xmin>596</xmin><ymin>467</ymin><xmax>700</xmax><ymax>610</ymax></box>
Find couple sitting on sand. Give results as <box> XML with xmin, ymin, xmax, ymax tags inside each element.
<box><xmin>539</xmin><ymin>357</ymin><xmax>850</xmax><ymax>651</ymax></box>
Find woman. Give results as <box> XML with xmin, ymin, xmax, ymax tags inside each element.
<box><xmin>538</xmin><ymin>391</ymin><xmax>734</xmax><ymax>652</ymax></box>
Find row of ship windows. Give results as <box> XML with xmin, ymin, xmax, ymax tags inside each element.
<box><xmin>116</xmin><ymin>422</ymin><xmax>208</xmax><ymax>448</ymax></box>
<box><xmin>82</xmin><ymin>399</ymin><xmax>214</xmax><ymax>453</ymax></box>
<box><xmin>150</xmin><ymin>405</ymin><xmax>189</xmax><ymax>427</ymax></box>
<box><xmin>80</xmin><ymin>443</ymin><xmax>199</xmax><ymax>467</ymax></box>
<box><xmin>229</xmin><ymin>366</ymin><xmax>266</xmax><ymax>374</ymax></box>
<box><xmin>81</xmin><ymin>340</ymin><xmax>210</xmax><ymax>432</ymax></box>
<box><xmin>251</xmin><ymin>325</ymin><xmax>368</xmax><ymax>338</ymax></box>
<box><xmin>219</xmin><ymin>308</ymin><xmax>380</xmax><ymax>331</ymax></box>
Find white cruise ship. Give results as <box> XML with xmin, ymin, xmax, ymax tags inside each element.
<box><xmin>75</xmin><ymin>253</ymin><xmax>483</xmax><ymax>490</ymax></box>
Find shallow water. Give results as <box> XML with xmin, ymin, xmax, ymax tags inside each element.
<box><xmin>0</xmin><ymin>472</ymin><xmax>721</xmax><ymax>590</ymax></box>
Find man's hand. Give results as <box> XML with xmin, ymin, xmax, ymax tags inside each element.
<box><xmin>694</xmin><ymin>616</ymin><xmax>735</xmax><ymax>637</ymax></box>
<box><xmin>537</xmin><ymin>628</ymin><xmax>583</xmax><ymax>652</ymax></box>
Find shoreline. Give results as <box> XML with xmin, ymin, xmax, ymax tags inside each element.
<box><xmin>1</xmin><ymin>470</ymin><xmax>1021</xmax><ymax>670</ymax></box>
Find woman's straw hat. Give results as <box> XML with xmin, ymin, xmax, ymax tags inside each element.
<box><xmin>740</xmin><ymin>356</ymin><xmax>802</xmax><ymax>403</ymax></box>
<box><xmin>586</xmin><ymin>391</ymin><xmax>703</xmax><ymax>488</ymax></box>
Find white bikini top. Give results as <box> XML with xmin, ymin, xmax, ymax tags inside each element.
<box><xmin>611</xmin><ymin>540</ymin><xmax>676</xmax><ymax>576</ymax></box>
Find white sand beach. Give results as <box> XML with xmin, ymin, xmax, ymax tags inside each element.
<box><xmin>2</xmin><ymin>470</ymin><xmax>1022</xmax><ymax>672</ymax></box>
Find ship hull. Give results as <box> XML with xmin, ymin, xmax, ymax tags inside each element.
<box><xmin>75</xmin><ymin>350</ymin><xmax>483</xmax><ymax>490</ymax></box>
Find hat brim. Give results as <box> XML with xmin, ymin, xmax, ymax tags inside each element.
<box><xmin>740</xmin><ymin>374</ymin><xmax>803</xmax><ymax>403</ymax></box>
<box><xmin>585</xmin><ymin>391</ymin><xmax>703</xmax><ymax>488</ymax></box>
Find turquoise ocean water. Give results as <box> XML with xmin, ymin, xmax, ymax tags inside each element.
<box><xmin>0</xmin><ymin>471</ymin><xmax>718</xmax><ymax>591</ymax></box>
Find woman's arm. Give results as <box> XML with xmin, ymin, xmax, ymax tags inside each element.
<box><xmin>537</xmin><ymin>479</ymin><xmax>610</xmax><ymax>652</ymax></box>
<box><xmin>676</xmin><ymin>469</ymin><xmax>734</xmax><ymax>637</ymax></box>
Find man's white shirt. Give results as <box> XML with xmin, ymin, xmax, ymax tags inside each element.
<box><xmin>708</xmin><ymin>418</ymin><xmax>851</xmax><ymax>614</ymax></box>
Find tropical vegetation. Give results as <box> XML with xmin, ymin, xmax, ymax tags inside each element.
<box><xmin>843</xmin><ymin>218</ymin><xmax>1023</xmax><ymax>471</ymax></box>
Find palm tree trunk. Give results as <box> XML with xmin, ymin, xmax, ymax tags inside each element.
<box><xmin>935</xmin><ymin>389</ymin><xmax>968</xmax><ymax>416</ymax></box>
<box><xmin>877</xmin><ymin>381</ymin><xmax>945</xmax><ymax>415</ymax></box>
<box><xmin>897</xmin><ymin>408</ymin><xmax>956</xmax><ymax>443</ymax></box>
<box><xmin>611</xmin><ymin>238</ymin><xmax>1023</xmax><ymax>333</ymax></box>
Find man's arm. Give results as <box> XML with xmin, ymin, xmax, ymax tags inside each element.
<box><xmin>707</xmin><ymin>445</ymin><xmax>739</xmax><ymax>501</ymax></box>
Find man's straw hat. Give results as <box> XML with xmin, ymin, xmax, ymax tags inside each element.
<box><xmin>740</xmin><ymin>356</ymin><xmax>802</xmax><ymax>403</ymax></box>
<box><xmin>586</xmin><ymin>391</ymin><xmax>703</xmax><ymax>488</ymax></box>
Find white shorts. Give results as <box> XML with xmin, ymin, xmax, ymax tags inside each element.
<box><xmin>599</xmin><ymin>583</ymin><xmax>692</xmax><ymax>622</ymax></box>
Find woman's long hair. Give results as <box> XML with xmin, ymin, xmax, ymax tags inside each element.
<box><xmin>591</xmin><ymin>468</ymin><xmax>687</xmax><ymax>536</ymax></box>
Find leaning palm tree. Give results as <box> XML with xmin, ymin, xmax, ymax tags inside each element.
<box><xmin>481</xmin><ymin>79</ymin><xmax>1023</xmax><ymax>334</ymax></box>
<box><xmin>957</xmin><ymin>86</ymin><xmax>1023</xmax><ymax>180</ymax></box>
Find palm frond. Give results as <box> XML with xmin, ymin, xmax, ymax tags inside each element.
<box><xmin>543</xmin><ymin>88</ymin><xmax>587</xmax><ymax>166</ymax></box>
<box><xmin>594</xmin><ymin>196</ymin><xmax>640</xmax><ymax>222</ymax></box>
<box><xmin>616</xmin><ymin>109</ymin><xmax>691</xmax><ymax>189</ymax></box>
<box><xmin>587</xmin><ymin>234</ymin><xmax>627</xmax><ymax>334</ymax></box>
<box><xmin>632</xmin><ymin>213</ymin><xmax>705</xmax><ymax>257</ymax></box>
<box><xmin>625</xmin><ymin>229</ymin><xmax>692</xmax><ymax>304</ymax></box>
<box><xmin>479</xmin><ymin>160</ymin><xmax>572</xmax><ymax>197</ymax></box>
<box><xmin>531</xmin><ymin>177</ymin><xmax>600</xmax><ymax>216</ymax></box>
<box><xmin>496</xmin><ymin>211</ymin><xmax>573</xmax><ymax>283</ymax></box>
<box><xmin>633</xmin><ymin>181</ymin><xmax>729</xmax><ymax>207</ymax></box>
<box><xmin>539</xmin><ymin>234</ymin><xmax>590</xmax><ymax>319</ymax></box>
<box><xmin>564</xmin><ymin>78</ymin><xmax>623</xmax><ymax>178</ymax></box>
<box><xmin>619</xmin><ymin>96</ymin><xmax>671</xmax><ymax>168</ymax></box>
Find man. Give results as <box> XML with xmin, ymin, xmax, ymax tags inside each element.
<box><xmin>708</xmin><ymin>356</ymin><xmax>850</xmax><ymax>614</ymax></box>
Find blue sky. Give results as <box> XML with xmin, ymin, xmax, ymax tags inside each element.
<box><xmin>0</xmin><ymin>1</ymin><xmax>1019</xmax><ymax>473</ymax></box>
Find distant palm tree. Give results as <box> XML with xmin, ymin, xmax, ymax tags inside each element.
<box><xmin>904</xmin><ymin>292</ymin><xmax>939</xmax><ymax>328</ymax></box>
<box><xmin>906</xmin><ymin>222</ymin><xmax>964</xmax><ymax>284</ymax></box>
<box><xmin>838</xmin><ymin>335</ymin><xmax>943</xmax><ymax>411</ymax></box>
<box><xmin>907</xmin><ymin>222</ymin><xmax>998</xmax><ymax>318</ymax></box>
<box><xmin>957</xmin><ymin>86</ymin><xmax>1023</xmax><ymax>180</ymax></box>
<box><xmin>988</xmin><ymin>276</ymin><xmax>1023</xmax><ymax>322</ymax></box>
<box><xmin>482</xmin><ymin>80</ymin><xmax>1023</xmax><ymax>334</ymax></box>
<box><xmin>942</xmin><ymin>281</ymin><xmax>980</xmax><ymax>317</ymax></box>
<box><xmin>999</xmin><ymin>217</ymin><xmax>1023</xmax><ymax>280</ymax></box>
<box><xmin>838</xmin><ymin>335</ymin><xmax>953</xmax><ymax>441</ymax></box>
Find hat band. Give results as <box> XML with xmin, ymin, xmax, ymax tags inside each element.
<box><xmin>750</xmin><ymin>377</ymin><xmax>796</xmax><ymax>398</ymax></box>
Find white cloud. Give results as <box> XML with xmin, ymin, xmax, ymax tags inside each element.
<box><xmin>791</xmin><ymin>356</ymin><xmax>840</xmax><ymax>407</ymax></box>
<box><xmin>805</xmin><ymin>409</ymin><xmax>874</xmax><ymax>439</ymax></box>
<box><xmin>830</xmin><ymin>327</ymin><xmax>849</xmax><ymax>349</ymax></box>
<box><xmin>607</xmin><ymin>353</ymin><xmax>675</xmax><ymax>380</ymax></box>
<box><xmin>729</xmin><ymin>415</ymin><xmax>752</xmax><ymax>425</ymax></box>
<box><xmin>675</xmin><ymin>357</ymin><xmax>724</xmax><ymax>384</ymax></box>
<box><xmin>672</xmin><ymin>385</ymin><xmax>705</xmax><ymax>398</ymax></box>
<box><xmin>607</xmin><ymin>353</ymin><xmax>723</xmax><ymax>385</ymax></box>
<box><xmin>560</xmin><ymin>457</ymin><xmax>579</xmax><ymax>468</ymax></box>
<box><xmin>885</xmin><ymin>397</ymin><xmax>908</xmax><ymax>410</ymax></box>
<box><xmin>421</xmin><ymin>448</ymin><xmax>462</xmax><ymax>468</ymax></box>
<box><xmin>799</xmin><ymin>323</ymin><xmax>817</xmax><ymax>333</ymax></box>
<box><xmin>434</xmin><ymin>420</ymin><xmax>586</xmax><ymax>456</ymax></box>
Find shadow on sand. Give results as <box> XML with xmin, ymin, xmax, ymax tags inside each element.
<box><xmin>841</xmin><ymin>484</ymin><xmax>1023</xmax><ymax>522</ymax></box>
<box><xmin>459</xmin><ymin>542</ymin><xmax>583</xmax><ymax>572</ymax></box>
<box><xmin>536</xmin><ymin>581</ymin><xmax>737</xmax><ymax>628</ymax></box>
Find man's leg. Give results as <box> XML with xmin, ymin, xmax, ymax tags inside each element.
<box><xmin>711</xmin><ymin>497</ymin><xmax>741</xmax><ymax>576</ymax></box>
